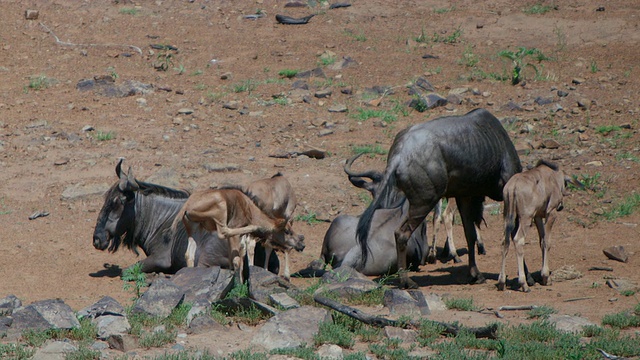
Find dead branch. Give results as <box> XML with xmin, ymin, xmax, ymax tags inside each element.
<box><xmin>563</xmin><ymin>296</ymin><xmax>594</xmax><ymax>303</ymax></box>
<box><xmin>498</xmin><ymin>305</ymin><xmax>538</xmax><ymax>311</ymax></box>
<box><xmin>314</xmin><ymin>294</ymin><xmax>498</xmax><ymax>339</ymax></box>
<box><xmin>40</xmin><ymin>23</ymin><xmax>142</xmax><ymax>55</ymax></box>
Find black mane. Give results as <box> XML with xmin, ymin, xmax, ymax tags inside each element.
<box><xmin>219</xmin><ymin>184</ymin><xmax>269</xmax><ymax>213</ymax></box>
<box><xmin>137</xmin><ymin>181</ymin><xmax>190</xmax><ymax>198</ymax></box>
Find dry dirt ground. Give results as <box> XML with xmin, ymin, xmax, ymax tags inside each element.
<box><xmin>1</xmin><ymin>0</ymin><xmax>639</xmax><ymax>357</ymax></box>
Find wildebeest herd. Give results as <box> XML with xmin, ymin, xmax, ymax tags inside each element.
<box><xmin>92</xmin><ymin>108</ymin><xmax>582</xmax><ymax>292</ymax></box>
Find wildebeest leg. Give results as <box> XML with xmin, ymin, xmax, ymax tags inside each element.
<box><xmin>185</xmin><ymin>237</ymin><xmax>197</xmax><ymax>267</ymax></box>
<box><xmin>497</xmin><ymin>216</ymin><xmax>514</xmax><ymax>291</ymax></box>
<box><xmin>222</xmin><ymin>224</ymin><xmax>263</xmax><ymax>237</ymax></box>
<box><xmin>456</xmin><ymin>196</ymin><xmax>485</xmax><ymax>284</ymax></box>
<box><xmin>425</xmin><ymin>199</ymin><xmax>443</xmax><ymax>265</ymax></box>
<box><xmin>244</xmin><ymin>235</ymin><xmax>256</xmax><ymax>267</ymax></box>
<box><xmin>283</xmin><ymin>250</ymin><xmax>291</xmax><ymax>281</ymax></box>
<box><xmin>228</xmin><ymin>235</ymin><xmax>244</xmax><ymax>284</ymax></box>
<box><xmin>475</xmin><ymin>223</ymin><xmax>486</xmax><ymax>255</ymax></box>
<box><xmin>512</xmin><ymin>216</ymin><xmax>531</xmax><ymax>292</ymax></box>
<box><xmin>396</xmin><ymin>201</ymin><xmax>436</xmax><ymax>289</ymax></box>
<box><xmin>536</xmin><ymin>212</ymin><xmax>556</xmax><ymax>286</ymax></box>
<box><xmin>443</xmin><ymin>202</ymin><xmax>462</xmax><ymax>263</ymax></box>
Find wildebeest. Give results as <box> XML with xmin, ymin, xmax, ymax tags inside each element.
<box><xmin>171</xmin><ymin>187</ymin><xmax>287</xmax><ymax>283</ymax></box>
<box><xmin>498</xmin><ymin>160</ymin><xmax>582</xmax><ymax>292</ymax></box>
<box><xmin>92</xmin><ymin>159</ymin><xmax>279</xmax><ymax>274</ymax></box>
<box><xmin>321</xmin><ymin>154</ymin><xmax>476</xmax><ymax>275</ymax></box>
<box><xmin>245</xmin><ymin>173</ymin><xmax>305</xmax><ymax>280</ymax></box>
<box><xmin>356</xmin><ymin>108</ymin><xmax>522</xmax><ymax>288</ymax></box>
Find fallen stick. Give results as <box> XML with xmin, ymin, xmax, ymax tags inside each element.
<box><xmin>314</xmin><ymin>294</ymin><xmax>498</xmax><ymax>339</ymax></box>
<box><xmin>498</xmin><ymin>305</ymin><xmax>538</xmax><ymax>311</ymax></box>
<box><xmin>563</xmin><ymin>296</ymin><xmax>595</xmax><ymax>303</ymax></box>
<box><xmin>588</xmin><ymin>266</ymin><xmax>614</xmax><ymax>271</ymax></box>
<box><xmin>40</xmin><ymin>23</ymin><xmax>142</xmax><ymax>55</ymax></box>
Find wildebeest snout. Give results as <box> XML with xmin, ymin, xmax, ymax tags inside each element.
<box><xmin>93</xmin><ymin>232</ymin><xmax>109</xmax><ymax>250</ymax></box>
<box><xmin>294</xmin><ymin>234</ymin><xmax>305</xmax><ymax>252</ymax></box>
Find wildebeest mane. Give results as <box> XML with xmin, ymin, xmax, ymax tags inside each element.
<box><xmin>218</xmin><ymin>184</ymin><xmax>269</xmax><ymax>214</ymax></box>
<box><xmin>271</xmin><ymin>172</ymin><xmax>283</xmax><ymax>178</ymax></box>
<box><xmin>535</xmin><ymin>159</ymin><xmax>558</xmax><ymax>171</ymax></box>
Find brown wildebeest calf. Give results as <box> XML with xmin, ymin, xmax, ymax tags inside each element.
<box><xmin>498</xmin><ymin>160</ymin><xmax>582</xmax><ymax>292</ymax></box>
<box><xmin>171</xmin><ymin>188</ymin><xmax>287</xmax><ymax>283</ymax></box>
<box><xmin>245</xmin><ymin>173</ymin><xmax>305</xmax><ymax>280</ymax></box>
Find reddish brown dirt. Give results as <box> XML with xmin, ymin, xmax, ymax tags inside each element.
<box><xmin>0</xmin><ymin>0</ymin><xmax>639</xmax><ymax>355</ymax></box>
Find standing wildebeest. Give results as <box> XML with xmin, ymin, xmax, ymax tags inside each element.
<box><xmin>92</xmin><ymin>159</ymin><xmax>279</xmax><ymax>274</ymax></box>
<box><xmin>185</xmin><ymin>173</ymin><xmax>306</xmax><ymax>280</ymax></box>
<box><xmin>498</xmin><ymin>160</ymin><xmax>581</xmax><ymax>292</ymax></box>
<box><xmin>172</xmin><ymin>187</ymin><xmax>287</xmax><ymax>283</ymax></box>
<box><xmin>321</xmin><ymin>154</ymin><xmax>480</xmax><ymax>275</ymax></box>
<box><xmin>356</xmin><ymin>108</ymin><xmax>522</xmax><ymax>288</ymax></box>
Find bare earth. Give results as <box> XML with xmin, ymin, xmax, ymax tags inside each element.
<box><xmin>0</xmin><ymin>0</ymin><xmax>639</xmax><ymax>356</ymax></box>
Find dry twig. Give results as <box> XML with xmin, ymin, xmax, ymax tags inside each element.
<box><xmin>40</xmin><ymin>23</ymin><xmax>142</xmax><ymax>55</ymax></box>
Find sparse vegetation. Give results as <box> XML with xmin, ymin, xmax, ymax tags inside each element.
<box><xmin>351</xmin><ymin>144</ymin><xmax>388</xmax><ymax>156</ymax></box>
<box><xmin>121</xmin><ymin>262</ymin><xmax>147</xmax><ymax>299</ymax></box>
<box><xmin>232</xmin><ymin>79</ymin><xmax>257</xmax><ymax>94</ymax></box>
<box><xmin>351</xmin><ymin>108</ymin><xmax>397</xmax><ymax>123</ymax></box>
<box><xmin>119</xmin><ymin>7</ymin><xmax>139</xmax><ymax>15</ymax></box>
<box><xmin>523</xmin><ymin>3</ymin><xmax>553</xmax><ymax>15</ymax></box>
<box><xmin>498</xmin><ymin>46</ymin><xmax>551</xmax><ymax>85</ymax></box>
<box><xmin>94</xmin><ymin>130</ymin><xmax>116</xmax><ymax>141</ymax></box>
<box><xmin>527</xmin><ymin>306</ymin><xmax>558</xmax><ymax>319</ymax></box>
<box><xmin>601</xmin><ymin>193</ymin><xmax>640</xmax><ymax>220</ymax></box>
<box><xmin>295</xmin><ymin>211</ymin><xmax>323</xmax><ymax>225</ymax></box>
<box><xmin>434</xmin><ymin>6</ymin><xmax>455</xmax><ymax>14</ymax></box>
<box><xmin>444</xmin><ymin>297</ymin><xmax>478</xmax><ymax>311</ymax></box>
<box><xmin>278</xmin><ymin>69</ymin><xmax>298</xmax><ymax>78</ymax></box>
<box><xmin>26</xmin><ymin>75</ymin><xmax>53</xmax><ymax>91</ymax></box>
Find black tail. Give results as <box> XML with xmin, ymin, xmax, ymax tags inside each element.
<box><xmin>356</xmin><ymin>169</ymin><xmax>397</xmax><ymax>270</ymax></box>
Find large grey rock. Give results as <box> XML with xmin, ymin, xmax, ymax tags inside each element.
<box><xmin>383</xmin><ymin>289</ymin><xmax>430</xmax><ymax>317</ymax></box>
<box><xmin>548</xmin><ymin>314</ymin><xmax>596</xmax><ymax>333</ymax></box>
<box><xmin>94</xmin><ymin>315</ymin><xmax>131</xmax><ymax>340</ymax></box>
<box><xmin>423</xmin><ymin>293</ymin><xmax>448</xmax><ymax>312</ymax></box>
<box><xmin>269</xmin><ymin>292</ymin><xmax>300</xmax><ymax>310</ymax></box>
<box><xmin>248</xmin><ymin>266</ymin><xmax>294</xmax><ymax>304</ymax></box>
<box><xmin>384</xmin><ymin>326</ymin><xmax>418</xmax><ymax>343</ymax></box>
<box><xmin>171</xmin><ymin>266</ymin><xmax>234</xmax><ymax>303</ymax></box>
<box><xmin>107</xmin><ymin>333</ymin><xmax>138</xmax><ymax>352</ymax></box>
<box><xmin>603</xmin><ymin>245</ymin><xmax>629</xmax><ymax>263</ymax></box>
<box><xmin>132</xmin><ymin>278</ymin><xmax>185</xmax><ymax>318</ymax></box>
<box><xmin>321</xmin><ymin>266</ymin><xmax>368</xmax><ymax>283</ymax></box>
<box><xmin>78</xmin><ymin>296</ymin><xmax>126</xmax><ymax>319</ymax></box>
<box><xmin>32</xmin><ymin>341</ymin><xmax>77</xmax><ymax>360</ymax></box>
<box><xmin>11</xmin><ymin>299</ymin><xmax>80</xmax><ymax>331</ymax></box>
<box><xmin>317</xmin><ymin>344</ymin><xmax>344</xmax><ymax>359</ymax></box>
<box><xmin>251</xmin><ymin>306</ymin><xmax>331</xmax><ymax>350</ymax></box>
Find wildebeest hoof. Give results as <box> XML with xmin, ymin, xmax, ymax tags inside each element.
<box><xmin>477</xmin><ymin>244</ymin><xmax>486</xmax><ymax>255</ymax></box>
<box><xmin>470</xmin><ymin>274</ymin><xmax>486</xmax><ymax>284</ymax></box>
<box><xmin>526</xmin><ymin>274</ymin><xmax>536</xmax><ymax>287</ymax></box>
<box><xmin>541</xmin><ymin>275</ymin><xmax>550</xmax><ymax>286</ymax></box>
<box><xmin>497</xmin><ymin>282</ymin><xmax>506</xmax><ymax>291</ymax></box>
<box><xmin>452</xmin><ymin>255</ymin><xmax>463</xmax><ymax>264</ymax></box>
<box><xmin>426</xmin><ymin>254</ymin><xmax>437</xmax><ymax>264</ymax></box>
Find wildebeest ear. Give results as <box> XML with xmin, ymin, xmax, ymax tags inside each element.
<box><xmin>118</xmin><ymin>166</ymin><xmax>140</xmax><ymax>192</ymax></box>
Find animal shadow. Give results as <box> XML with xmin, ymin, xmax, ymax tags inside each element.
<box><xmin>89</xmin><ymin>263</ymin><xmax>123</xmax><ymax>278</ymax></box>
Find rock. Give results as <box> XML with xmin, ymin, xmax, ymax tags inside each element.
<box><xmin>603</xmin><ymin>245</ymin><xmax>629</xmax><ymax>263</ymax></box>
<box><xmin>557</xmin><ymin>90</ymin><xmax>569</xmax><ymax>97</ymax></box>
<box><xmin>188</xmin><ymin>314</ymin><xmax>226</xmax><ymax>334</ymax></box>
<box><xmin>269</xmin><ymin>292</ymin><xmax>300</xmax><ymax>310</ymax></box>
<box><xmin>24</xmin><ymin>10</ymin><xmax>39</xmax><ymax>20</ymax></box>
<box><xmin>107</xmin><ymin>333</ymin><xmax>138</xmax><ymax>352</ymax></box>
<box><xmin>328</xmin><ymin>56</ymin><xmax>357</xmax><ymax>70</ymax></box>
<box><xmin>535</xmin><ymin>96</ymin><xmax>554</xmax><ymax>105</ymax></box>
<box><xmin>572</xmin><ymin>78</ymin><xmax>586</xmax><ymax>85</ymax></box>
<box><xmin>541</xmin><ymin>139</ymin><xmax>561</xmax><ymax>149</ymax></box>
<box><xmin>94</xmin><ymin>315</ymin><xmax>131</xmax><ymax>340</ymax></box>
<box><xmin>585</xmin><ymin>160</ymin><xmax>603</xmax><ymax>167</ymax></box>
<box><xmin>321</xmin><ymin>266</ymin><xmax>368</xmax><ymax>283</ymax></box>
<box><xmin>315</xmin><ymin>88</ymin><xmax>333</xmax><ymax>98</ymax></box>
<box><xmin>606</xmin><ymin>278</ymin><xmax>640</xmax><ymax>294</ymax></box>
<box><xmin>177</xmin><ymin>108</ymin><xmax>194</xmax><ymax>115</ymax></box>
<box><xmin>61</xmin><ymin>182</ymin><xmax>110</xmax><ymax>201</ymax></box>
<box><xmin>328</xmin><ymin>104</ymin><xmax>348</xmax><ymax>113</ymax></box>
<box><xmin>223</xmin><ymin>101</ymin><xmax>239</xmax><ymax>110</ymax></box>
<box><xmin>423</xmin><ymin>293</ymin><xmax>448</xmax><ymax>311</ymax></box>
<box><xmin>11</xmin><ymin>299</ymin><xmax>81</xmax><ymax>332</ymax></box>
<box><xmin>251</xmin><ymin>306</ymin><xmax>331</xmax><ymax>350</ymax></box>
<box><xmin>203</xmin><ymin>163</ymin><xmax>240</xmax><ymax>172</ymax></box>
<box><xmin>318</xmin><ymin>129</ymin><xmax>334</xmax><ymax>137</ymax></box>
<box><xmin>550</xmin><ymin>265</ymin><xmax>582</xmax><ymax>282</ymax></box>
<box><xmin>0</xmin><ymin>295</ymin><xmax>21</xmax><ymax>316</ymax></box>
<box><xmin>220</xmin><ymin>72</ymin><xmax>232</xmax><ymax>80</ymax></box>
<box><xmin>78</xmin><ymin>296</ymin><xmax>126</xmax><ymax>319</ymax></box>
<box><xmin>502</xmin><ymin>101</ymin><xmax>523</xmax><ymax>112</ymax></box>
<box><xmin>248</xmin><ymin>266</ymin><xmax>294</xmax><ymax>304</ymax></box>
<box><xmin>548</xmin><ymin>314</ymin><xmax>595</xmax><ymax>333</ymax></box>
<box><xmin>414</xmin><ymin>77</ymin><xmax>435</xmax><ymax>92</ymax></box>
<box><xmin>32</xmin><ymin>341</ymin><xmax>77</xmax><ymax>360</ymax></box>
<box><xmin>289</xmin><ymin>88</ymin><xmax>311</xmax><ymax>103</ymax></box>
<box><xmin>384</xmin><ymin>326</ymin><xmax>418</xmax><ymax>343</ymax></box>
<box><xmin>577</xmin><ymin>98</ymin><xmax>591</xmax><ymax>109</ymax></box>
<box><xmin>131</xmin><ymin>278</ymin><xmax>185</xmax><ymax>319</ymax></box>
<box><xmin>318</xmin><ymin>277</ymin><xmax>380</xmax><ymax>299</ymax></box>
<box><xmin>317</xmin><ymin>344</ymin><xmax>343</xmax><ymax>359</ymax></box>
<box><xmin>295</xmin><ymin>67</ymin><xmax>326</xmax><ymax>79</ymax></box>
<box><xmin>171</xmin><ymin>267</ymin><xmax>235</xmax><ymax>303</ymax></box>
<box><xmin>383</xmin><ymin>289</ymin><xmax>430</xmax><ymax>316</ymax></box>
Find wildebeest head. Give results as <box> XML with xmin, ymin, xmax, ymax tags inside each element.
<box><xmin>92</xmin><ymin>159</ymin><xmax>139</xmax><ymax>252</ymax></box>
<box><xmin>284</xmin><ymin>222</ymin><xmax>305</xmax><ymax>252</ymax></box>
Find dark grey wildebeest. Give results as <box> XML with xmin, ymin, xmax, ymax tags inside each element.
<box><xmin>356</xmin><ymin>108</ymin><xmax>522</xmax><ymax>288</ymax></box>
<box><xmin>92</xmin><ymin>159</ymin><xmax>278</xmax><ymax>273</ymax></box>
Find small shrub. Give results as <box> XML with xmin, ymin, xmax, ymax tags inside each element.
<box><xmin>27</xmin><ymin>75</ymin><xmax>53</xmax><ymax>91</ymax></box>
<box><xmin>351</xmin><ymin>108</ymin><xmax>397</xmax><ymax>123</ymax></box>
<box><xmin>278</xmin><ymin>69</ymin><xmax>298</xmax><ymax>78</ymax></box>
<box><xmin>595</xmin><ymin>125</ymin><xmax>622</xmax><ymax>135</ymax></box>
<box><xmin>138</xmin><ymin>329</ymin><xmax>176</xmax><ymax>348</ymax></box>
<box><xmin>527</xmin><ymin>305</ymin><xmax>557</xmax><ymax>319</ymax></box>
<box><xmin>119</xmin><ymin>7</ymin><xmax>139</xmax><ymax>15</ymax></box>
<box><xmin>121</xmin><ymin>262</ymin><xmax>147</xmax><ymax>299</ymax></box>
<box><xmin>601</xmin><ymin>193</ymin><xmax>640</xmax><ymax>220</ymax></box>
<box><xmin>602</xmin><ymin>311</ymin><xmax>640</xmax><ymax>329</ymax></box>
<box><xmin>314</xmin><ymin>319</ymin><xmax>356</xmax><ymax>348</ymax></box>
<box><xmin>0</xmin><ymin>343</ymin><xmax>34</xmax><ymax>359</ymax></box>
<box><xmin>294</xmin><ymin>211</ymin><xmax>323</xmax><ymax>225</ymax></box>
<box><xmin>434</xmin><ymin>6</ymin><xmax>455</xmax><ymax>14</ymax></box>
<box><xmin>94</xmin><ymin>131</ymin><xmax>116</xmax><ymax>141</ymax></box>
<box><xmin>444</xmin><ymin>297</ymin><xmax>478</xmax><ymax>311</ymax></box>
<box><xmin>65</xmin><ymin>345</ymin><xmax>101</xmax><ymax>360</ymax></box>
<box><xmin>270</xmin><ymin>346</ymin><xmax>316</xmax><ymax>359</ymax></box>
<box><xmin>232</xmin><ymin>79</ymin><xmax>257</xmax><ymax>94</ymax></box>
<box><xmin>225</xmin><ymin>280</ymin><xmax>249</xmax><ymax>299</ymax></box>
<box><xmin>498</xmin><ymin>46</ymin><xmax>550</xmax><ymax>85</ymax></box>
<box><xmin>351</xmin><ymin>144</ymin><xmax>388</xmax><ymax>156</ymax></box>
<box><xmin>523</xmin><ymin>4</ymin><xmax>553</xmax><ymax>15</ymax></box>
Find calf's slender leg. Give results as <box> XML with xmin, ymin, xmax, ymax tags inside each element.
<box><xmin>537</xmin><ymin>212</ymin><xmax>556</xmax><ymax>286</ymax></box>
<box><xmin>512</xmin><ymin>219</ymin><xmax>530</xmax><ymax>292</ymax></box>
<box><xmin>497</xmin><ymin>218</ymin><xmax>514</xmax><ymax>291</ymax></box>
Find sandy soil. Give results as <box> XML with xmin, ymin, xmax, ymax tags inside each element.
<box><xmin>0</xmin><ymin>0</ymin><xmax>638</xmax><ymax>356</ymax></box>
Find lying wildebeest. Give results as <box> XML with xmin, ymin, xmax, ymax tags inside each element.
<box><xmin>172</xmin><ymin>187</ymin><xmax>287</xmax><ymax>283</ymax></box>
<box><xmin>92</xmin><ymin>159</ymin><xmax>279</xmax><ymax>274</ymax></box>
<box><xmin>498</xmin><ymin>160</ymin><xmax>582</xmax><ymax>292</ymax></box>
<box><xmin>185</xmin><ymin>173</ymin><xmax>306</xmax><ymax>280</ymax></box>
<box><xmin>357</xmin><ymin>108</ymin><xmax>522</xmax><ymax>288</ymax></box>
<box><xmin>321</xmin><ymin>154</ymin><xmax>482</xmax><ymax>275</ymax></box>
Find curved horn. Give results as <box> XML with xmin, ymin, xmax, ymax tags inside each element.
<box><xmin>343</xmin><ymin>153</ymin><xmax>384</xmax><ymax>182</ymax></box>
<box><xmin>115</xmin><ymin>157</ymin><xmax>125</xmax><ymax>177</ymax></box>
<box><xmin>126</xmin><ymin>167</ymin><xmax>140</xmax><ymax>190</ymax></box>
<box><xmin>118</xmin><ymin>165</ymin><xmax>139</xmax><ymax>192</ymax></box>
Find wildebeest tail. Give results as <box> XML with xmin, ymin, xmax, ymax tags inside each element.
<box><xmin>356</xmin><ymin>169</ymin><xmax>397</xmax><ymax>270</ymax></box>
<box><xmin>503</xmin><ymin>188</ymin><xmax>517</xmax><ymax>243</ymax></box>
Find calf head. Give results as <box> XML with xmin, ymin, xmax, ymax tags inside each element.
<box><xmin>92</xmin><ymin>159</ymin><xmax>139</xmax><ymax>252</ymax></box>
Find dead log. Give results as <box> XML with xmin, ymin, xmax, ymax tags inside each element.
<box><xmin>313</xmin><ymin>294</ymin><xmax>498</xmax><ymax>339</ymax></box>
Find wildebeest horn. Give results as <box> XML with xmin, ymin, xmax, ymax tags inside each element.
<box><xmin>343</xmin><ymin>153</ymin><xmax>384</xmax><ymax>182</ymax></box>
<box><xmin>565</xmin><ymin>175</ymin><xmax>584</xmax><ymax>190</ymax></box>
<box><xmin>118</xmin><ymin>166</ymin><xmax>139</xmax><ymax>191</ymax></box>
<box><xmin>115</xmin><ymin>157</ymin><xmax>125</xmax><ymax>177</ymax></box>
